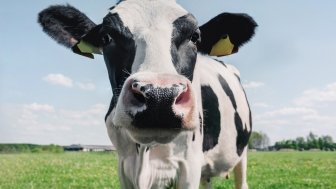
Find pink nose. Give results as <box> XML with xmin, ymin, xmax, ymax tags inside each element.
<box><xmin>124</xmin><ymin>77</ymin><xmax>195</xmax><ymax>129</ymax></box>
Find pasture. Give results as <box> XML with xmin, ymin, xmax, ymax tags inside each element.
<box><xmin>0</xmin><ymin>152</ymin><xmax>335</xmax><ymax>189</ymax></box>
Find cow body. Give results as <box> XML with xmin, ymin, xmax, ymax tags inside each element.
<box><xmin>38</xmin><ymin>0</ymin><xmax>256</xmax><ymax>188</ymax></box>
<box><xmin>106</xmin><ymin>55</ymin><xmax>251</xmax><ymax>189</ymax></box>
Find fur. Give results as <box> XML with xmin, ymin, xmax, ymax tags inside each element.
<box><xmin>37</xmin><ymin>1</ymin><xmax>257</xmax><ymax>188</ymax></box>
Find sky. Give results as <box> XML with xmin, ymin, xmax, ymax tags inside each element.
<box><xmin>1</xmin><ymin>0</ymin><xmax>336</xmax><ymax>145</ymax></box>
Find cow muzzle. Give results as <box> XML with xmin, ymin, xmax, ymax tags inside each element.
<box><xmin>115</xmin><ymin>73</ymin><xmax>198</xmax><ymax>144</ymax></box>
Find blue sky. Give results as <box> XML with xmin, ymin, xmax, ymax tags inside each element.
<box><xmin>1</xmin><ymin>0</ymin><xmax>336</xmax><ymax>145</ymax></box>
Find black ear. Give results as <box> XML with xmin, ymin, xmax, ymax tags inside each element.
<box><xmin>197</xmin><ymin>13</ymin><xmax>257</xmax><ymax>56</ymax></box>
<box><xmin>38</xmin><ymin>4</ymin><xmax>96</xmax><ymax>48</ymax></box>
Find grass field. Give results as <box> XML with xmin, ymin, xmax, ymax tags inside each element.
<box><xmin>0</xmin><ymin>152</ymin><xmax>335</xmax><ymax>189</ymax></box>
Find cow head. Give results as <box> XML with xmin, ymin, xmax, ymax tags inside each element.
<box><xmin>38</xmin><ymin>0</ymin><xmax>257</xmax><ymax>144</ymax></box>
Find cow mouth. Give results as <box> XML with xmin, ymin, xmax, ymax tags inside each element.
<box><xmin>125</xmin><ymin>126</ymin><xmax>184</xmax><ymax>144</ymax></box>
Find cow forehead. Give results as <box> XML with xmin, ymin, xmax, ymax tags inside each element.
<box><xmin>110</xmin><ymin>0</ymin><xmax>188</xmax><ymax>34</ymax></box>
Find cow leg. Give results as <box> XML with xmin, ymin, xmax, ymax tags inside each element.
<box><xmin>199</xmin><ymin>178</ymin><xmax>212</xmax><ymax>189</ymax></box>
<box><xmin>118</xmin><ymin>159</ymin><xmax>135</xmax><ymax>189</ymax></box>
<box><xmin>233</xmin><ymin>149</ymin><xmax>248</xmax><ymax>189</ymax></box>
<box><xmin>176</xmin><ymin>158</ymin><xmax>202</xmax><ymax>189</ymax></box>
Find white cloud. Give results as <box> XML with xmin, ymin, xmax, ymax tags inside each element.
<box><xmin>43</xmin><ymin>74</ymin><xmax>73</xmax><ymax>88</ymax></box>
<box><xmin>43</xmin><ymin>74</ymin><xmax>97</xmax><ymax>91</ymax></box>
<box><xmin>76</xmin><ymin>82</ymin><xmax>96</xmax><ymax>91</ymax></box>
<box><xmin>255</xmin><ymin>107</ymin><xmax>318</xmax><ymax>120</ymax></box>
<box><xmin>24</xmin><ymin>103</ymin><xmax>55</xmax><ymax>113</ymax></box>
<box><xmin>250</xmin><ymin>82</ymin><xmax>336</xmax><ymax>143</ymax></box>
<box><xmin>0</xmin><ymin>103</ymin><xmax>109</xmax><ymax>145</ymax></box>
<box><xmin>243</xmin><ymin>81</ymin><xmax>265</xmax><ymax>89</ymax></box>
<box><xmin>294</xmin><ymin>82</ymin><xmax>336</xmax><ymax>107</ymax></box>
<box><xmin>253</xmin><ymin>105</ymin><xmax>336</xmax><ymax>144</ymax></box>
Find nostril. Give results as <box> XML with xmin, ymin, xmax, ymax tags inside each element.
<box><xmin>175</xmin><ymin>87</ymin><xmax>190</xmax><ymax>105</ymax></box>
<box><xmin>175</xmin><ymin>91</ymin><xmax>185</xmax><ymax>104</ymax></box>
<box><xmin>130</xmin><ymin>81</ymin><xmax>147</xmax><ymax>105</ymax></box>
<box><xmin>140</xmin><ymin>86</ymin><xmax>146</xmax><ymax>92</ymax></box>
<box><xmin>133</xmin><ymin>91</ymin><xmax>146</xmax><ymax>104</ymax></box>
<box><xmin>132</xmin><ymin>82</ymin><xmax>139</xmax><ymax>88</ymax></box>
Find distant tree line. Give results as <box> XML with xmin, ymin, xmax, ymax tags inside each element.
<box><xmin>274</xmin><ymin>132</ymin><xmax>336</xmax><ymax>151</ymax></box>
<box><xmin>249</xmin><ymin>131</ymin><xmax>336</xmax><ymax>151</ymax></box>
<box><xmin>0</xmin><ymin>144</ymin><xmax>63</xmax><ymax>153</ymax></box>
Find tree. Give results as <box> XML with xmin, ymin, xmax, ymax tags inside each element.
<box><xmin>248</xmin><ymin>131</ymin><xmax>270</xmax><ymax>150</ymax></box>
<box><xmin>320</xmin><ymin>135</ymin><xmax>334</xmax><ymax>150</ymax></box>
<box><xmin>307</xmin><ymin>132</ymin><xmax>319</xmax><ymax>149</ymax></box>
<box><xmin>295</xmin><ymin>137</ymin><xmax>306</xmax><ymax>150</ymax></box>
<box><xmin>273</xmin><ymin>132</ymin><xmax>336</xmax><ymax>151</ymax></box>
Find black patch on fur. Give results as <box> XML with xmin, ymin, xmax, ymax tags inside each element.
<box><xmin>109</xmin><ymin>6</ymin><xmax>116</xmax><ymax>10</ymax></box>
<box><xmin>218</xmin><ymin>74</ymin><xmax>252</xmax><ymax>155</ymax></box>
<box><xmin>235</xmin><ymin>112</ymin><xmax>250</xmax><ymax>156</ymax></box>
<box><xmin>132</xmin><ymin>86</ymin><xmax>183</xmax><ymax>129</ymax></box>
<box><xmin>103</xmin><ymin>13</ymin><xmax>136</xmax><ymax>121</ymax></box>
<box><xmin>136</xmin><ymin>143</ymin><xmax>140</xmax><ymax>154</ymax></box>
<box><xmin>199</xmin><ymin>114</ymin><xmax>203</xmax><ymax>135</ymax></box>
<box><xmin>218</xmin><ymin>75</ymin><xmax>237</xmax><ymax>110</ymax></box>
<box><xmin>214</xmin><ymin>59</ymin><xmax>227</xmax><ymax>67</ymax></box>
<box><xmin>243</xmin><ymin>87</ymin><xmax>253</xmax><ymax>142</ymax></box>
<box><xmin>192</xmin><ymin>132</ymin><xmax>195</xmax><ymax>141</ymax></box>
<box><xmin>201</xmin><ymin>86</ymin><xmax>221</xmax><ymax>152</ymax></box>
<box><xmin>38</xmin><ymin>4</ymin><xmax>96</xmax><ymax>48</ymax></box>
<box><xmin>234</xmin><ymin>73</ymin><xmax>241</xmax><ymax>82</ymax></box>
<box><xmin>198</xmin><ymin>13</ymin><xmax>257</xmax><ymax>55</ymax></box>
<box><xmin>171</xmin><ymin>14</ymin><xmax>199</xmax><ymax>81</ymax></box>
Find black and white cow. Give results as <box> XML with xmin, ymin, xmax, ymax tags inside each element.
<box><xmin>38</xmin><ymin>0</ymin><xmax>257</xmax><ymax>188</ymax></box>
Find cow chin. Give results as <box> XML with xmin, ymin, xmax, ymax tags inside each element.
<box><xmin>111</xmin><ymin>109</ymin><xmax>198</xmax><ymax>144</ymax></box>
<box><xmin>112</xmin><ymin>110</ymin><xmax>198</xmax><ymax>144</ymax></box>
<box><xmin>125</xmin><ymin>127</ymin><xmax>182</xmax><ymax>144</ymax></box>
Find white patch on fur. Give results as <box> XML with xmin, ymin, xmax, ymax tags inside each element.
<box><xmin>111</xmin><ymin>0</ymin><xmax>188</xmax><ymax>74</ymax></box>
<box><xmin>196</xmin><ymin>55</ymin><xmax>250</xmax><ymax>176</ymax></box>
<box><xmin>129</xmin><ymin>105</ymin><xmax>147</xmax><ymax>117</ymax></box>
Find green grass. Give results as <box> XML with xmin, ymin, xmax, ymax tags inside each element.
<box><xmin>0</xmin><ymin>152</ymin><xmax>120</xmax><ymax>189</ymax></box>
<box><xmin>214</xmin><ymin>152</ymin><xmax>336</xmax><ymax>189</ymax></box>
<box><xmin>0</xmin><ymin>152</ymin><xmax>335</xmax><ymax>189</ymax></box>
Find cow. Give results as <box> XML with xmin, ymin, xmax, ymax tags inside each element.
<box><xmin>38</xmin><ymin>0</ymin><xmax>257</xmax><ymax>188</ymax></box>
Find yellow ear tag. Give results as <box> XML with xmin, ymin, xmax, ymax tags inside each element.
<box><xmin>77</xmin><ymin>40</ymin><xmax>102</xmax><ymax>54</ymax></box>
<box><xmin>209</xmin><ymin>35</ymin><xmax>235</xmax><ymax>56</ymax></box>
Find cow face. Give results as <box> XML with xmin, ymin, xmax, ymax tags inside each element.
<box><xmin>99</xmin><ymin>0</ymin><xmax>200</xmax><ymax>144</ymax></box>
<box><xmin>38</xmin><ymin>0</ymin><xmax>257</xmax><ymax>144</ymax></box>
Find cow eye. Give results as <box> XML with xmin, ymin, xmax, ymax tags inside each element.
<box><xmin>190</xmin><ymin>30</ymin><xmax>200</xmax><ymax>44</ymax></box>
<box><xmin>102</xmin><ymin>34</ymin><xmax>112</xmax><ymax>46</ymax></box>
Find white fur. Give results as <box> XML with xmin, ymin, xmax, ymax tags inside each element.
<box><xmin>106</xmin><ymin>1</ymin><xmax>250</xmax><ymax>188</ymax></box>
<box><xmin>111</xmin><ymin>0</ymin><xmax>187</xmax><ymax>74</ymax></box>
<box><xmin>107</xmin><ymin>112</ymin><xmax>203</xmax><ymax>189</ymax></box>
<box><xmin>196</xmin><ymin>56</ymin><xmax>250</xmax><ymax>189</ymax></box>
<box><xmin>106</xmin><ymin>54</ymin><xmax>250</xmax><ymax>189</ymax></box>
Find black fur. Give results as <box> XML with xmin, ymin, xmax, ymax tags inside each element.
<box><xmin>38</xmin><ymin>4</ymin><xmax>96</xmax><ymax>48</ymax></box>
<box><xmin>201</xmin><ymin>86</ymin><xmax>221</xmax><ymax>152</ymax></box>
<box><xmin>214</xmin><ymin>59</ymin><xmax>227</xmax><ymax>68</ymax></box>
<box><xmin>102</xmin><ymin>13</ymin><xmax>136</xmax><ymax>121</ymax></box>
<box><xmin>218</xmin><ymin>74</ymin><xmax>251</xmax><ymax>156</ymax></box>
<box><xmin>198</xmin><ymin>13</ymin><xmax>257</xmax><ymax>55</ymax></box>
<box><xmin>171</xmin><ymin>14</ymin><xmax>199</xmax><ymax>81</ymax></box>
<box><xmin>235</xmin><ymin>114</ymin><xmax>250</xmax><ymax>156</ymax></box>
<box><xmin>218</xmin><ymin>74</ymin><xmax>237</xmax><ymax>110</ymax></box>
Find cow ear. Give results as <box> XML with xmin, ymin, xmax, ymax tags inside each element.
<box><xmin>71</xmin><ymin>25</ymin><xmax>103</xmax><ymax>59</ymax></box>
<box><xmin>38</xmin><ymin>4</ymin><xmax>101</xmax><ymax>59</ymax></box>
<box><xmin>197</xmin><ymin>13</ymin><xmax>257</xmax><ymax>57</ymax></box>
